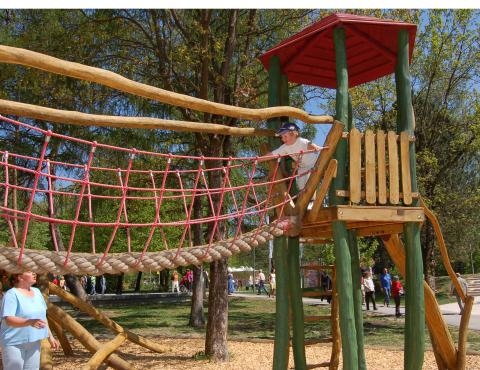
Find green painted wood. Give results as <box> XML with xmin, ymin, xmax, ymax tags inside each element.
<box><xmin>403</xmin><ymin>223</ymin><xmax>425</xmax><ymax>370</ymax></box>
<box><xmin>330</xmin><ymin>27</ymin><xmax>358</xmax><ymax>370</ymax></box>
<box><xmin>273</xmin><ymin>236</ymin><xmax>290</xmax><ymax>370</ymax></box>
<box><xmin>333</xmin><ymin>221</ymin><xmax>358</xmax><ymax>370</ymax></box>
<box><xmin>348</xmin><ymin>232</ymin><xmax>367</xmax><ymax>370</ymax></box>
<box><xmin>396</xmin><ymin>29</ymin><xmax>425</xmax><ymax>370</ymax></box>
<box><xmin>287</xmin><ymin>237</ymin><xmax>307</xmax><ymax>370</ymax></box>
<box><xmin>267</xmin><ymin>55</ymin><xmax>282</xmax><ymax>135</ymax></box>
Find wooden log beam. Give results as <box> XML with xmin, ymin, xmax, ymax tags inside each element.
<box><xmin>48</xmin><ymin>316</ymin><xmax>74</xmax><ymax>355</ymax></box>
<box><xmin>49</xmin><ymin>283</ymin><xmax>170</xmax><ymax>354</ymax></box>
<box><xmin>0</xmin><ymin>45</ymin><xmax>333</xmax><ymax>124</ymax></box>
<box><xmin>83</xmin><ymin>333</ymin><xmax>128</xmax><ymax>370</ymax></box>
<box><xmin>46</xmin><ymin>303</ymin><xmax>133</xmax><ymax>370</ymax></box>
<box><xmin>295</xmin><ymin>120</ymin><xmax>344</xmax><ymax>216</ymax></box>
<box><xmin>0</xmin><ymin>99</ymin><xmax>272</xmax><ymax>137</ymax></box>
<box><xmin>382</xmin><ymin>234</ymin><xmax>456</xmax><ymax>370</ymax></box>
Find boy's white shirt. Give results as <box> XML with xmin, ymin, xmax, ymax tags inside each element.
<box><xmin>270</xmin><ymin>137</ymin><xmax>318</xmax><ymax>172</ymax></box>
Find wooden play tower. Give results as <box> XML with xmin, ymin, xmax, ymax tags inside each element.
<box><xmin>259</xmin><ymin>13</ymin><xmax>472</xmax><ymax>370</ymax></box>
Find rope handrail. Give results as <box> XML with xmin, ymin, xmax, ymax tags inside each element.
<box><xmin>0</xmin><ymin>45</ymin><xmax>334</xmax><ymax>130</ymax></box>
<box><xmin>0</xmin><ymin>115</ymin><xmax>327</xmax><ymax>274</ymax></box>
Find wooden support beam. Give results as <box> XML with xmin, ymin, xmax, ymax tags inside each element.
<box><xmin>336</xmin><ymin>205</ymin><xmax>424</xmax><ymax>222</ymax></box>
<box><xmin>295</xmin><ymin>120</ymin><xmax>344</xmax><ymax>217</ymax></box>
<box><xmin>49</xmin><ymin>283</ymin><xmax>169</xmax><ymax>354</ymax></box>
<box><xmin>305</xmin><ymin>159</ymin><xmax>337</xmax><ymax>223</ymax></box>
<box><xmin>46</xmin><ymin>303</ymin><xmax>133</xmax><ymax>370</ymax></box>
<box><xmin>382</xmin><ymin>234</ymin><xmax>456</xmax><ymax>370</ymax></box>
<box><xmin>83</xmin><ymin>333</ymin><xmax>128</xmax><ymax>370</ymax></box>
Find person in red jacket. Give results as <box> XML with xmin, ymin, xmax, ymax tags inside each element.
<box><xmin>391</xmin><ymin>275</ymin><xmax>404</xmax><ymax>317</ymax></box>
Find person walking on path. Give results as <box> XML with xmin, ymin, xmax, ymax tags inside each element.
<box><xmin>380</xmin><ymin>268</ymin><xmax>392</xmax><ymax>307</ymax></box>
<box><xmin>363</xmin><ymin>271</ymin><xmax>377</xmax><ymax>311</ymax></box>
<box><xmin>99</xmin><ymin>275</ymin><xmax>107</xmax><ymax>295</ymax></box>
<box><xmin>391</xmin><ymin>275</ymin><xmax>404</xmax><ymax>317</ymax></box>
<box><xmin>0</xmin><ymin>271</ymin><xmax>59</xmax><ymax>370</ymax></box>
<box><xmin>256</xmin><ymin>270</ymin><xmax>269</xmax><ymax>296</ymax></box>
<box><xmin>450</xmin><ymin>272</ymin><xmax>468</xmax><ymax>314</ymax></box>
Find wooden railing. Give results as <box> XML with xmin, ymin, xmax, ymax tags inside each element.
<box><xmin>338</xmin><ymin>128</ymin><xmax>418</xmax><ymax>206</ymax></box>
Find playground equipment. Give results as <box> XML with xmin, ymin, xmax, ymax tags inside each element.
<box><xmin>0</xmin><ymin>12</ymin><xmax>475</xmax><ymax>370</ymax></box>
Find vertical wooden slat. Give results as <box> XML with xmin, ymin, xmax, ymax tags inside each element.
<box><xmin>349</xmin><ymin>128</ymin><xmax>362</xmax><ymax>203</ymax></box>
<box><xmin>400</xmin><ymin>131</ymin><xmax>412</xmax><ymax>205</ymax></box>
<box><xmin>376</xmin><ymin>130</ymin><xmax>387</xmax><ymax>204</ymax></box>
<box><xmin>364</xmin><ymin>130</ymin><xmax>376</xmax><ymax>204</ymax></box>
<box><xmin>388</xmin><ymin>131</ymin><xmax>400</xmax><ymax>204</ymax></box>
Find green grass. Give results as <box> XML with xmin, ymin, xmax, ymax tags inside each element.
<box><xmin>63</xmin><ymin>295</ymin><xmax>480</xmax><ymax>353</ymax></box>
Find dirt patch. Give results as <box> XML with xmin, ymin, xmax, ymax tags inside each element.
<box><xmin>49</xmin><ymin>337</ymin><xmax>480</xmax><ymax>369</ymax></box>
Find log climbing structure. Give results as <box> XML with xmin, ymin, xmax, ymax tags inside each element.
<box><xmin>0</xmin><ymin>12</ymin><xmax>474</xmax><ymax>370</ymax></box>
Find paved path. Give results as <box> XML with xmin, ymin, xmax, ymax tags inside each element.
<box><xmin>232</xmin><ymin>292</ymin><xmax>480</xmax><ymax>331</ymax></box>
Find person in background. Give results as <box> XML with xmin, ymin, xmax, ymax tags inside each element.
<box><xmin>380</xmin><ymin>267</ymin><xmax>392</xmax><ymax>307</ymax></box>
<box><xmin>227</xmin><ymin>271</ymin><xmax>235</xmax><ymax>295</ymax></box>
<box><xmin>256</xmin><ymin>270</ymin><xmax>269</xmax><ymax>296</ymax></box>
<box><xmin>0</xmin><ymin>271</ymin><xmax>59</xmax><ymax>370</ymax></box>
<box><xmin>362</xmin><ymin>271</ymin><xmax>377</xmax><ymax>311</ymax></box>
<box><xmin>391</xmin><ymin>275</ymin><xmax>404</xmax><ymax>317</ymax></box>
<box><xmin>58</xmin><ymin>276</ymin><xmax>67</xmax><ymax>291</ymax></box>
<box><xmin>99</xmin><ymin>275</ymin><xmax>107</xmax><ymax>295</ymax></box>
<box><xmin>360</xmin><ymin>271</ymin><xmax>366</xmax><ymax>305</ymax></box>
<box><xmin>171</xmin><ymin>270</ymin><xmax>180</xmax><ymax>295</ymax></box>
<box><xmin>269</xmin><ymin>268</ymin><xmax>276</xmax><ymax>298</ymax></box>
<box><xmin>450</xmin><ymin>272</ymin><xmax>468</xmax><ymax>314</ymax></box>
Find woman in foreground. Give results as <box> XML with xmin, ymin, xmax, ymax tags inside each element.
<box><xmin>0</xmin><ymin>271</ymin><xmax>59</xmax><ymax>370</ymax></box>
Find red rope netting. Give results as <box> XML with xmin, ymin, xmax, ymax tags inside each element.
<box><xmin>0</xmin><ymin>115</ymin><xmax>322</xmax><ymax>272</ymax></box>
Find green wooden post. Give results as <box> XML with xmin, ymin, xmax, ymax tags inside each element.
<box><xmin>280</xmin><ymin>64</ymin><xmax>308</xmax><ymax>370</ymax></box>
<box><xmin>348</xmin><ymin>232</ymin><xmax>367</xmax><ymax>370</ymax></box>
<box><xmin>330</xmin><ymin>27</ymin><xmax>358</xmax><ymax>370</ymax></box>
<box><xmin>273</xmin><ymin>236</ymin><xmax>290</xmax><ymax>370</ymax></box>
<box><xmin>268</xmin><ymin>55</ymin><xmax>291</xmax><ymax>370</ymax></box>
<box><xmin>287</xmin><ymin>236</ymin><xmax>307</xmax><ymax>370</ymax></box>
<box><xmin>395</xmin><ymin>29</ymin><xmax>425</xmax><ymax>370</ymax></box>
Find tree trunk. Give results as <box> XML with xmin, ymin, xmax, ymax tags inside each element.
<box><xmin>116</xmin><ymin>273</ymin><xmax>124</xmax><ymax>294</ymax></box>
<box><xmin>189</xmin><ymin>265</ymin><xmax>205</xmax><ymax>327</ymax></box>
<box><xmin>205</xmin><ymin>258</ymin><xmax>229</xmax><ymax>361</ymax></box>
<box><xmin>134</xmin><ymin>272</ymin><xmax>142</xmax><ymax>292</ymax></box>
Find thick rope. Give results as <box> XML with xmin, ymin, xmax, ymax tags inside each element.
<box><xmin>0</xmin><ymin>222</ymin><xmax>284</xmax><ymax>275</ymax></box>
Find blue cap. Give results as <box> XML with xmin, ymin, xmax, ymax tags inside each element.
<box><xmin>275</xmin><ymin>122</ymin><xmax>300</xmax><ymax>136</ymax></box>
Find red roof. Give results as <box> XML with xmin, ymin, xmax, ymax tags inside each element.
<box><xmin>259</xmin><ymin>13</ymin><xmax>417</xmax><ymax>89</ymax></box>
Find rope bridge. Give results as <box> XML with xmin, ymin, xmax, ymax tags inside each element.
<box><xmin>0</xmin><ymin>115</ymin><xmax>322</xmax><ymax>275</ymax></box>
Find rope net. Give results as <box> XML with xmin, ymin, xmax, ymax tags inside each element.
<box><xmin>0</xmin><ymin>115</ymin><xmax>322</xmax><ymax>275</ymax></box>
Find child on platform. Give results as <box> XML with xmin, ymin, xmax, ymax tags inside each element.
<box><xmin>265</xmin><ymin>122</ymin><xmax>321</xmax><ymax>192</ymax></box>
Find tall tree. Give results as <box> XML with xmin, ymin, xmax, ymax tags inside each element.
<box><xmin>0</xmin><ymin>8</ymin><xmax>315</xmax><ymax>360</ymax></box>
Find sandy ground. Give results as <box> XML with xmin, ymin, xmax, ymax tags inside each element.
<box><xmin>45</xmin><ymin>337</ymin><xmax>480</xmax><ymax>370</ymax></box>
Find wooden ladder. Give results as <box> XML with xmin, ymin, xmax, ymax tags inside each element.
<box><xmin>300</xmin><ymin>265</ymin><xmax>341</xmax><ymax>369</ymax></box>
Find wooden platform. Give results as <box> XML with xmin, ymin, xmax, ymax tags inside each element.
<box><xmin>300</xmin><ymin>205</ymin><xmax>424</xmax><ymax>241</ymax></box>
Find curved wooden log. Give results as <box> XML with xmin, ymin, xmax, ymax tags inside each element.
<box><xmin>0</xmin><ymin>45</ymin><xmax>333</xmax><ymax>124</ymax></box>
<box><xmin>457</xmin><ymin>295</ymin><xmax>474</xmax><ymax>370</ymax></box>
<box><xmin>46</xmin><ymin>302</ymin><xmax>133</xmax><ymax>370</ymax></box>
<box><xmin>421</xmin><ymin>198</ymin><xmax>467</xmax><ymax>302</ymax></box>
<box><xmin>382</xmin><ymin>234</ymin><xmax>457</xmax><ymax>370</ymax></box>
<box><xmin>83</xmin><ymin>333</ymin><xmax>127</xmax><ymax>370</ymax></box>
<box><xmin>49</xmin><ymin>283</ymin><xmax>170</xmax><ymax>354</ymax></box>
<box><xmin>0</xmin><ymin>99</ymin><xmax>273</xmax><ymax>137</ymax></box>
<box><xmin>48</xmin><ymin>315</ymin><xmax>74</xmax><ymax>356</ymax></box>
